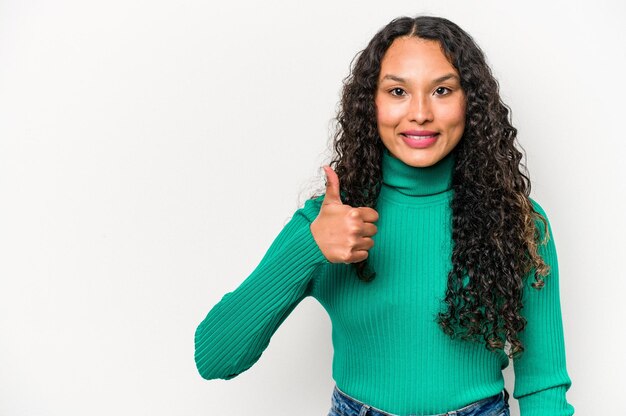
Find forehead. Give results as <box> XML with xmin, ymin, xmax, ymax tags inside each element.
<box><xmin>379</xmin><ymin>36</ymin><xmax>457</xmax><ymax>78</ymax></box>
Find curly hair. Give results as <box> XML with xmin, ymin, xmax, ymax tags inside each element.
<box><xmin>311</xmin><ymin>15</ymin><xmax>552</xmax><ymax>360</ymax></box>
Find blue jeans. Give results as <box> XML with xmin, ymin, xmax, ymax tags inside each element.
<box><xmin>328</xmin><ymin>385</ymin><xmax>510</xmax><ymax>416</ymax></box>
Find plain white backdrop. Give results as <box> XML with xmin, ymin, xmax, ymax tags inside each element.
<box><xmin>1</xmin><ymin>0</ymin><xmax>624</xmax><ymax>414</ymax></box>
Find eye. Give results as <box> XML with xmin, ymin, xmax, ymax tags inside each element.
<box><xmin>389</xmin><ymin>87</ymin><xmax>406</xmax><ymax>96</ymax></box>
<box><xmin>434</xmin><ymin>87</ymin><xmax>451</xmax><ymax>96</ymax></box>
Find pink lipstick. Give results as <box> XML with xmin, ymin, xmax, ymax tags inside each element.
<box><xmin>401</xmin><ymin>130</ymin><xmax>439</xmax><ymax>149</ymax></box>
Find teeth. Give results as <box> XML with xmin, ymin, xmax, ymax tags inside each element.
<box><xmin>406</xmin><ymin>134</ymin><xmax>436</xmax><ymax>139</ymax></box>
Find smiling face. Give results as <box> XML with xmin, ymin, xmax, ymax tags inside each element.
<box><xmin>375</xmin><ymin>36</ymin><xmax>466</xmax><ymax>167</ymax></box>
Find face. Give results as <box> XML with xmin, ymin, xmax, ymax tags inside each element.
<box><xmin>375</xmin><ymin>36</ymin><xmax>466</xmax><ymax>167</ymax></box>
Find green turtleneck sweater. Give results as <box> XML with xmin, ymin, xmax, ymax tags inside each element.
<box><xmin>194</xmin><ymin>148</ymin><xmax>574</xmax><ymax>415</ymax></box>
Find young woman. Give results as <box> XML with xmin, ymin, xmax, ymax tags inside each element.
<box><xmin>194</xmin><ymin>15</ymin><xmax>575</xmax><ymax>416</ymax></box>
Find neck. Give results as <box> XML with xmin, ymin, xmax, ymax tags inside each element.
<box><xmin>380</xmin><ymin>147</ymin><xmax>455</xmax><ymax>201</ymax></box>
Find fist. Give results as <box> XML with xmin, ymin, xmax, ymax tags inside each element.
<box><xmin>310</xmin><ymin>165</ymin><xmax>379</xmax><ymax>264</ymax></box>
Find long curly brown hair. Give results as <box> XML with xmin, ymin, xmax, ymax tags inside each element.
<box><xmin>311</xmin><ymin>15</ymin><xmax>551</xmax><ymax>359</ymax></box>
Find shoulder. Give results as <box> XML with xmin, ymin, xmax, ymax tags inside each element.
<box><xmin>528</xmin><ymin>197</ymin><xmax>552</xmax><ymax>242</ymax></box>
<box><xmin>529</xmin><ymin>197</ymin><xmax>548</xmax><ymax>218</ymax></box>
<box><xmin>294</xmin><ymin>194</ymin><xmax>325</xmax><ymax>223</ymax></box>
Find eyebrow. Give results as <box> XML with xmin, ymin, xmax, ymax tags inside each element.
<box><xmin>380</xmin><ymin>73</ymin><xmax>460</xmax><ymax>84</ymax></box>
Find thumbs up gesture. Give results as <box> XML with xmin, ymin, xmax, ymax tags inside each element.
<box><xmin>310</xmin><ymin>165</ymin><xmax>379</xmax><ymax>264</ymax></box>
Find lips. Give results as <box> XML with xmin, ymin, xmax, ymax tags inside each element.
<box><xmin>401</xmin><ymin>130</ymin><xmax>439</xmax><ymax>139</ymax></box>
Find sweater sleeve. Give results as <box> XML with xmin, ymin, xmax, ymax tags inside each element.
<box><xmin>512</xmin><ymin>199</ymin><xmax>575</xmax><ymax>415</ymax></box>
<box><xmin>194</xmin><ymin>196</ymin><xmax>329</xmax><ymax>380</ymax></box>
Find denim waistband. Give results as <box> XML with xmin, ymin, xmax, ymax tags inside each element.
<box><xmin>331</xmin><ymin>385</ymin><xmax>510</xmax><ymax>416</ymax></box>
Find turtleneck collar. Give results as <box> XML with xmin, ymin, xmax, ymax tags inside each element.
<box><xmin>380</xmin><ymin>146</ymin><xmax>455</xmax><ymax>204</ymax></box>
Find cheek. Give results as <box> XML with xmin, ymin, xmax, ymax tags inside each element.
<box><xmin>376</xmin><ymin>100</ymin><xmax>403</xmax><ymax>128</ymax></box>
<box><xmin>440</xmin><ymin>102</ymin><xmax>466</xmax><ymax>130</ymax></box>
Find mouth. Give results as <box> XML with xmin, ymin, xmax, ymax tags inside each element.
<box><xmin>400</xmin><ymin>130</ymin><xmax>440</xmax><ymax>149</ymax></box>
<box><xmin>401</xmin><ymin>130</ymin><xmax>440</xmax><ymax>140</ymax></box>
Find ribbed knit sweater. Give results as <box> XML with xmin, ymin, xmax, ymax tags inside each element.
<box><xmin>194</xmin><ymin>147</ymin><xmax>574</xmax><ymax>415</ymax></box>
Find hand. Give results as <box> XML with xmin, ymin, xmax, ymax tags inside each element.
<box><xmin>310</xmin><ymin>165</ymin><xmax>379</xmax><ymax>264</ymax></box>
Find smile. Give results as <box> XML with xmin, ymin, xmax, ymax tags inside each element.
<box><xmin>403</xmin><ymin>134</ymin><xmax>439</xmax><ymax>140</ymax></box>
<box><xmin>401</xmin><ymin>134</ymin><xmax>439</xmax><ymax>149</ymax></box>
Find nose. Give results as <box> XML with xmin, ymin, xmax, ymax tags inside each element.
<box><xmin>408</xmin><ymin>94</ymin><xmax>433</xmax><ymax>125</ymax></box>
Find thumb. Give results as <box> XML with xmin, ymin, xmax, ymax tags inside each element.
<box><xmin>322</xmin><ymin>165</ymin><xmax>343</xmax><ymax>205</ymax></box>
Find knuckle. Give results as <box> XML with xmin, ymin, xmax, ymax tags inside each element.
<box><xmin>341</xmin><ymin>251</ymin><xmax>352</xmax><ymax>263</ymax></box>
<box><xmin>348</xmin><ymin>208</ymin><xmax>360</xmax><ymax>218</ymax></box>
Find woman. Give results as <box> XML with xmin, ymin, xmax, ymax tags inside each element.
<box><xmin>194</xmin><ymin>15</ymin><xmax>575</xmax><ymax>416</ymax></box>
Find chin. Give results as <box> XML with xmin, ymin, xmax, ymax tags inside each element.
<box><xmin>407</xmin><ymin>160</ymin><xmax>437</xmax><ymax>168</ymax></box>
<box><xmin>397</xmin><ymin>152</ymin><xmax>439</xmax><ymax>168</ymax></box>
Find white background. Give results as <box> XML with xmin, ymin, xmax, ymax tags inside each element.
<box><xmin>1</xmin><ymin>0</ymin><xmax>624</xmax><ymax>415</ymax></box>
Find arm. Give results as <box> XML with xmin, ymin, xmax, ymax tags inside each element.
<box><xmin>194</xmin><ymin>196</ymin><xmax>328</xmax><ymax>380</ymax></box>
<box><xmin>512</xmin><ymin>199</ymin><xmax>575</xmax><ymax>415</ymax></box>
